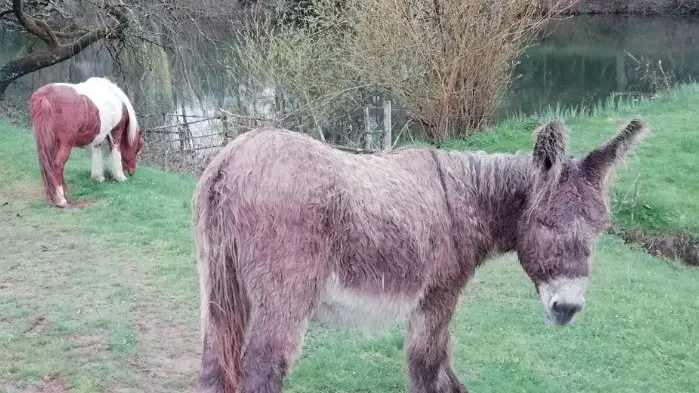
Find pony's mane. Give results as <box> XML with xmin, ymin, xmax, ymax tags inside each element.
<box><xmin>84</xmin><ymin>77</ymin><xmax>139</xmax><ymax>143</ymax></box>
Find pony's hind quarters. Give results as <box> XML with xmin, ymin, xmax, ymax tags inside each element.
<box><xmin>193</xmin><ymin>122</ymin><xmax>646</xmax><ymax>392</ymax></box>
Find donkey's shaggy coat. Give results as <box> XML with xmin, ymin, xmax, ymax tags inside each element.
<box><xmin>193</xmin><ymin>119</ymin><xmax>646</xmax><ymax>393</ymax></box>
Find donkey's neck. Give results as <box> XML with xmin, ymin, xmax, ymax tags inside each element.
<box><xmin>437</xmin><ymin>150</ymin><xmax>533</xmax><ymax>267</ymax></box>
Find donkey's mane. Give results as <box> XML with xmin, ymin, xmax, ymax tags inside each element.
<box><xmin>429</xmin><ymin>148</ymin><xmax>535</xmax><ymax>258</ymax></box>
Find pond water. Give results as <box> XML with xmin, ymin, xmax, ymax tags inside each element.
<box><xmin>500</xmin><ymin>14</ymin><xmax>699</xmax><ymax>118</ymax></box>
<box><xmin>2</xmin><ymin>14</ymin><xmax>698</xmax><ymax>145</ymax></box>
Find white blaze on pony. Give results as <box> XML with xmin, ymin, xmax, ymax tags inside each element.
<box><xmin>29</xmin><ymin>77</ymin><xmax>144</xmax><ymax>207</ymax></box>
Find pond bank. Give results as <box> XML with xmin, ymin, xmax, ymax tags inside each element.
<box><xmin>545</xmin><ymin>0</ymin><xmax>699</xmax><ymax>15</ymax></box>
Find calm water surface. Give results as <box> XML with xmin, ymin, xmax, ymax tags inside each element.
<box><xmin>2</xmin><ymin>15</ymin><xmax>698</xmax><ymax>139</ymax></box>
<box><xmin>501</xmin><ymin>15</ymin><xmax>699</xmax><ymax>117</ymax></box>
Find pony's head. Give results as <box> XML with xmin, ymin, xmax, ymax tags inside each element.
<box><xmin>516</xmin><ymin>119</ymin><xmax>647</xmax><ymax>326</ymax></box>
<box><xmin>120</xmin><ymin>130</ymin><xmax>145</xmax><ymax>176</ymax></box>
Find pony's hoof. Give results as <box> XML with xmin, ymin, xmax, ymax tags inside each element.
<box><xmin>55</xmin><ymin>199</ymin><xmax>67</xmax><ymax>208</ymax></box>
<box><xmin>91</xmin><ymin>175</ymin><xmax>105</xmax><ymax>183</ymax></box>
<box><xmin>114</xmin><ymin>174</ymin><xmax>127</xmax><ymax>182</ymax></box>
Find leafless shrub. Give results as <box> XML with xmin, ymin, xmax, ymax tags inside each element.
<box><xmin>227</xmin><ymin>15</ymin><xmax>369</xmax><ymax>142</ymax></box>
<box><xmin>317</xmin><ymin>0</ymin><xmax>569</xmax><ymax>141</ymax></box>
<box><xmin>228</xmin><ymin>0</ymin><xmax>569</xmax><ymax>142</ymax></box>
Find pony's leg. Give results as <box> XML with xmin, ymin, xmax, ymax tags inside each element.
<box><xmin>240</xmin><ymin>266</ymin><xmax>318</xmax><ymax>393</ymax></box>
<box><xmin>90</xmin><ymin>145</ymin><xmax>105</xmax><ymax>182</ymax></box>
<box><xmin>406</xmin><ymin>286</ymin><xmax>467</xmax><ymax>393</ymax></box>
<box><xmin>107</xmin><ymin>147</ymin><xmax>127</xmax><ymax>182</ymax></box>
<box><xmin>53</xmin><ymin>144</ymin><xmax>72</xmax><ymax>207</ymax></box>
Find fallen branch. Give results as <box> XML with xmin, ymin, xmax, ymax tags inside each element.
<box><xmin>144</xmin><ymin>117</ymin><xmax>223</xmax><ymax>132</ymax></box>
<box><xmin>329</xmin><ymin>144</ymin><xmax>375</xmax><ymax>154</ymax></box>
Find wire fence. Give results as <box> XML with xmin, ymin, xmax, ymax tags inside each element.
<box><xmin>138</xmin><ymin>100</ymin><xmax>420</xmax><ymax>176</ymax></box>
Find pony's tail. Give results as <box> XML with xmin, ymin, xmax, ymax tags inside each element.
<box><xmin>30</xmin><ymin>95</ymin><xmax>59</xmax><ymax>204</ymax></box>
<box><xmin>193</xmin><ymin>170</ymin><xmax>248</xmax><ymax>393</ymax></box>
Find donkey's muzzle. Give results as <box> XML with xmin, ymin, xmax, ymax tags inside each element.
<box><xmin>550</xmin><ymin>301</ymin><xmax>582</xmax><ymax>325</ymax></box>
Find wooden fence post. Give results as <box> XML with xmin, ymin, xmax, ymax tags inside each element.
<box><xmin>382</xmin><ymin>100</ymin><xmax>392</xmax><ymax>151</ymax></box>
<box><xmin>363</xmin><ymin>106</ymin><xmax>372</xmax><ymax>150</ymax></box>
<box><xmin>221</xmin><ymin>115</ymin><xmax>230</xmax><ymax>143</ymax></box>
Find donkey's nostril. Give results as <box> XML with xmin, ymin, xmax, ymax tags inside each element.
<box><xmin>552</xmin><ymin>301</ymin><xmax>582</xmax><ymax>315</ymax></box>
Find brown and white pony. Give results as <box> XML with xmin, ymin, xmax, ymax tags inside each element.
<box><xmin>193</xmin><ymin>119</ymin><xmax>647</xmax><ymax>393</ymax></box>
<box><xmin>29</xmin><ymin>77</ymin><xmax>145</xmax><ymax>207</ymax></box>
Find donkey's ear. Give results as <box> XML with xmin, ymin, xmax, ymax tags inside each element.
<box><xmin>581</xmin><ymin>119</ymin><xmax>647</xmax><ymax>188</ymax></box>
<box><xmin>532</xmin><ymin>120</ymin><xmax>567</xmax><ymax>180</ymax></box>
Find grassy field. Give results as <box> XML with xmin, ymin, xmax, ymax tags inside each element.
<box><xmin>1</xmin><ymin>85</ymin><xmax>698</xmax><ymax>393</ymax></box>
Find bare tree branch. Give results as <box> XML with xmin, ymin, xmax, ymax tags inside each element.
<box><xmin>0</xmin><ymin>1</ymin><xmax>131</xmax><ymax>99</ymax></box>
<box><xmin>12</xmin><ymin>0</ymin><xmax>58</xmax><ymax>47</ymax></box>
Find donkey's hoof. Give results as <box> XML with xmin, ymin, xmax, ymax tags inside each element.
<box><xmin>91</xmin><ymin>175</ymin><xmax>105</xmax><ymax>183</ymax></box>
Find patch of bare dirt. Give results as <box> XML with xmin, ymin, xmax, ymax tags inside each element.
<box><xmin>61</xmin><ymin>199</ymin><xmax>100</xmax><ymax>210</ymax></box>
<box><xmin>0</xmin><ymin>180</ymin><xmax>44</xmax><ymax>208</ymax></box>
<box><xmin>23</xmin><ymin>314</ymin><xmax>49</xmax><ymax>334</ymax></box>
<box><xmin>131</xmin><ymin>312</ymin><xmax>201</xmax><ymax>393</ymax></box>
<box><xmin>19</xmin><ymin>374</ymin><xmax>70</xmax><ymax>393</ymax></box>
<box><xmin>0</xmin><ymin>178</ymin><xmax>103</xmax><ymax>211</ymax></box>
<box><xmin>68</xmin><ymin>330</ymin><xmax>110</xmax><ymax>353</ymax></box>
<box><xmin>610</xmin><ymin>226</ymin><xmax>699</xmax><ymax>267</ymax></box>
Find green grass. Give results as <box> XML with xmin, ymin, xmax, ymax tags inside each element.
<box><xmin>434</xmin><ymin>84</ymin><xmax>699</xmax><ymax>235</ymax></box>
<box><xmin>0</xmin><ymin>123</ymin><xmax>200</xmax><ymax>392</ymax></box>
<box><xmin>1</xmin><ymin>84</ymin><xmax>698</xmax><ymax>393</ymax></box>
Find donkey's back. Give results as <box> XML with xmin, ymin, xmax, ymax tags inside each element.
<box><xmin>195</xmin><ymin>127</ymin><xmax>456</xmax><ymax>316</ymax></box>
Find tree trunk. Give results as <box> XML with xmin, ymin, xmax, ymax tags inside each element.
<box><xmin>0</xmin><ymin>1</ymin><xmax>129</xmax><ymax>100</ymax></box>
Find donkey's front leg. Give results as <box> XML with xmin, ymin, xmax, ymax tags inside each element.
<box><xmin>407</xmin><ymin>287</ymin><xmax>467</xmax><ymax>393</ymax></box>
<box><xmin>90</xmin><ymin>145</ymin><xmax>105</xmax><ymax>183</ymax></box>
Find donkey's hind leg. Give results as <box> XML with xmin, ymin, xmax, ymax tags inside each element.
<box><xmin>199</xmin><ymin>332</ymin><xmax>223</xmax><ymax>393</ymax></box>
<box><xmin>240</xmin><ymin>267</ymin><xmax>318</xmax><ymax>393</ymax></box>
<box><xmin>406</xmin><ymin>286</ymin><xmax>467</xmax><ymax>393</ymax></box>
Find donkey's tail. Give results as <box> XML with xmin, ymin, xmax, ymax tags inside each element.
<box><xmin>29</xmin><ymin>95</ymin><xmax>59</xmax><ymax>205</ymax></box>
<box><xmin>193</xmin><ymin>168</ymin><xmax>249</xmax><ymax>393</ymax></box>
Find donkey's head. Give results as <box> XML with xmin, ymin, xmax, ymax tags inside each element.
<box><xmin>516</xmin><ymin>119</ymin><xmax>647</xmax><ymax>326</ymax></box>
